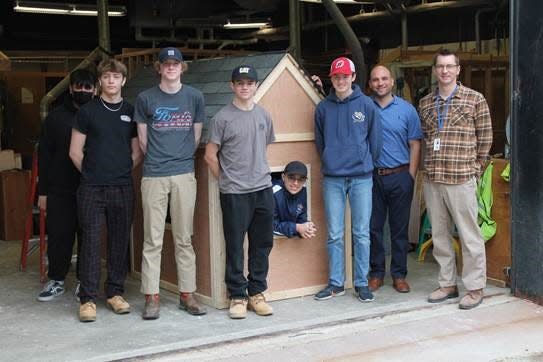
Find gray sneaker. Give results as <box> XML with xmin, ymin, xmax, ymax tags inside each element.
<box><xmin>142</xmin><ymin>294</ymin><xmax>160</xmax><ymax>320</ymax></box>
<box><xmin>37</xmin><ymin>280</ymin><xmax>65</xmax><ymax>302</ymax></box>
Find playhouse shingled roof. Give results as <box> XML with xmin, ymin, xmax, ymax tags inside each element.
<box><xmin>123</xmin><ymin>52</ymin><xmax>288</xmax><ymax>140</ymax></box>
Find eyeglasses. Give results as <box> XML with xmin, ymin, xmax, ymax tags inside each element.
<box><xmin>434</xmin><ymin>64</ymin><xmax>459</xmax><ymax>71</ymax></box>
<box><xmin>286</xmin><ymin>175</ymin><xmax>307</xmax><ymax>183</ymax></box>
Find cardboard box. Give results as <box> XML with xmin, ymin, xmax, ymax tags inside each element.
<box><xmin>0</xmin><ymin>150</ymin><xmax>17</xmax><ymax>172</ymax></box>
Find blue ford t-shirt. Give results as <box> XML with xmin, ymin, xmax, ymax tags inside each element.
<box><xmin>134</xmin><ymin>85</ymin><xmax>205</xmax><ymax>177</ymax></box>
<box><xmin>373</xmin><ymin>95</ymin><xmax>422</xmax><ymax>168</ymax></box>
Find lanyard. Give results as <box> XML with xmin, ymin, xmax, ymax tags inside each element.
<box><xmin>435</xmin><ymin>85</ymin><xmax>458</xmax><ymax>132</ymax></box>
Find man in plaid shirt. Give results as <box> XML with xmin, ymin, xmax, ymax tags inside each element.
<box><xmin>419</xmin><ymin>49</ymin><xmax>492</xmax><ymax>310</ymax></box>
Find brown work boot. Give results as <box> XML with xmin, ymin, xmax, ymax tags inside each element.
<box><xmin>368</xmin><ymin>277</ymin><xmax>384</xmax><ymax>292</ymax></box>
<box><xmin>179</xmin><ymin>292</ymin><xmax>207</xmax><ymax>316</ymax></box>
<box><xmin>459</xmin><ymin>289</ymin><xmax>484</xmax><ymax>310</ymax></box>
<box><xmin>229</xmin><ymin>298</ymin><xmax>248</xmax><ymax>319</ymax></box>
<box><xmin>248</xmin><ymin>293</ymin><xmax>273</xmax><ymax>316</ymax></box>
<box><xmin>142</xmin><ymin>294</ymin><xmax>160</xmax><ymax>320</ymax></box>
<box><xmin>79</xmin><ymin>301</ymin><xmax>96</xmax><ymax>322</ymax></box>
<box><xmin>107</xmin><ymin>295</ymin><xmax>131</xmax><ymax>314</ymax></box>
<box><xmin>392</xmin><ymin>278</ymin><xmax>411</xmax><ymax>293</ymax></box>
<box><xmin>427</xmin><ymin>286</ymin><xmax>459</xmax><ymax>303</ymax></box>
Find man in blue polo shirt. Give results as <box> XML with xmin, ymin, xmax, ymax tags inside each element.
<box><xmin>368</xmin><ymin>65</ymin><xmax>422</xmax><ymax>293</ymax></box>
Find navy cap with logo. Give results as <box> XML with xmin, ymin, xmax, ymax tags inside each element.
<box><xmin>231</xmin><ymin>65</ymin><xmax>258</xmax><ymax>82</ymax></box>
<box><xmin>158</xmin><ymin>47</ymin><xmax>183</xmax><ymax>63</ymax></box>
<box><xmin>283</xmin><ymin>161</ymin><xmax>308</xmax><ymax>177</ymax></box>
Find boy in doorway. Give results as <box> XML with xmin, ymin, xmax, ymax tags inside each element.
<box><xmin>273</xmin><ymin>161</ymin><xmax>317</xmax><ymax>239</ymax></box>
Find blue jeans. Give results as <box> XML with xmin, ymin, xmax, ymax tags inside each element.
<box><xmin>323</xmin><ymin>176</ymin><xmax>373</xmax><ymax>288</ymax></box>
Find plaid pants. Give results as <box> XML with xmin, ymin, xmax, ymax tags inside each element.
<box><xmin>77</xmin><ymin>184</ymin><xmax>134</xmax><ymax>303</ymax></box>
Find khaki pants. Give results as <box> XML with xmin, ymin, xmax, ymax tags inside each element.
<box><xmin>423</xmin><ymin>178</ymin><xmax>486</xmax><ymax>291</ymax></box>
<box><xmin>140</xmin><ymin>173</ymin><xmax>197</xmax><ymax>294</ymax></box>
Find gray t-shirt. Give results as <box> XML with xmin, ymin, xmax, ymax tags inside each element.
<box><xmin>208</xmin><ymin>103</ymin><xmax>275</xmax><ymax>194</ymax></box>
<box><xmin>134</xmin><ymin>85</ymin><xmax>205</xmax><ymax>177</ymax></box>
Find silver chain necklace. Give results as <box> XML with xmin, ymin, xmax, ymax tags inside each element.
<box><xmin>100</xmin><ymin>96</ymin><xmax>124</xmax><ymax>112</ymax></box>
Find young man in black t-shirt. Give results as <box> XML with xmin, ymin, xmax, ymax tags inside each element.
<box><xmin>70</xmin><ymin>59</ymin><xmax>142</xmax><ymax>322</ymax></box>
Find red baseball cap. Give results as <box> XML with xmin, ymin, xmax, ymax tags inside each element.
<box><xmin>329</xmin><ymin>57</ymin><xmax>355</xmax><ymax>76</ymax></box>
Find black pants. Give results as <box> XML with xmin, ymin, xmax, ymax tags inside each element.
<box><xmin>77</xmin><ymin>185</ymin><xmax>134</xmax><ymax>303</ymax></box>
<box><xmin>220</xmin><ymin>187</ymin><xmax>274</xmax><ymax>298</ymax></box>
<box><xmin>370</xmin><ymin>170</ymin><xmax>414</xmax><ymax>279</ymax></box>
<box><xmin>46</xmin><ymin>191</ymin><xmax>80</xmax><ymax>281</ymax></box>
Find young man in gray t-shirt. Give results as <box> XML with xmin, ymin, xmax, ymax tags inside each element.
<box><xmin>205</xmin><ymin>65</ymin><xmax>275</xmax><ymax>319</ymax></box>
<box><xmin>134</xmin><ymin>47</ymin><xmax>206</xmax><ymax>319</ymax></box>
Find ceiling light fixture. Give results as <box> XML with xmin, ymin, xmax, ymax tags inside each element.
<box><xmin>300</xmin><ymin>0</ymin><xmax>372</xmax><ymax>4</ymax></box>
<box><xmin>224</xmin><ymin>20</ymin><xmax>270</xmax><ymax>29</ymax></box>
<box><xmin>14</xmin><ymin>1</ymin><xmax>127</xmax><ymax>17</ymax></box>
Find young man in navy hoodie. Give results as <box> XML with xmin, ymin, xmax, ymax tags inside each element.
<box><xmin>314</xmin><ymin>57</ymin><xmax>382</xmax><ymax>303</ymax></box>
<box><xmin>273</xmin><ymin>161</ymin><xmax>316</xmax><ymax>239</ymax></box>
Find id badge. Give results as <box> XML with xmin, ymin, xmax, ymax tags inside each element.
<box><xmin>433</xmin><ymin>138</ymin><xmax>441</xmax><ymax>151</ymax></box>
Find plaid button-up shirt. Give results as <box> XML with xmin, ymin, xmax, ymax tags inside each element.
<box><xmin>419</xmin><ymin>83</ymin><xmax>493</xmax><ymax>185</ymax></box>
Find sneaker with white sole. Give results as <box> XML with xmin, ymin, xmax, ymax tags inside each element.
<box><xmin>37</xmin><ymin>280</ymin><xmax>65</xmax><ymax>302</ymax></box>
<box><xmin>314</xmin><ymin>285</ymin><xmax>345</xmax><ymax>301</ymax></box>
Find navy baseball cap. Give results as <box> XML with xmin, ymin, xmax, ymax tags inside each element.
<box><xmin>284</xmin><ymin>161</ymin><xmax>308</xmax><ymax>177</ymax></box>
<box><xmin>231</xmin><ymin>65</ymin><xmax>258</xmax><ymax>82</ymax></box>
<box><xmin>158</xmin><ymin>47</ymin><xmax>183</xmax><ymax>63</ymax></box>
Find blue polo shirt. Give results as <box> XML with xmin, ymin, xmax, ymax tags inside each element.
<box><xmin>373</xmin><ymin>95</ymin><xmax>422</xmax><ymax>168</ymax></box>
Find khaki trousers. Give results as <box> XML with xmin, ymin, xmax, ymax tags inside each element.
<box><xmin>140</xmin><ymin>173</ymin><xmax>197</xmax><ymax>294</ymax></box>
<box><xmin>423</xmin><ymin>178</ymin><xmax>486</xmax><ymax>291</ymax></box>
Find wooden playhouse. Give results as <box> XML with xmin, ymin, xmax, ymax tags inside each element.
<box><xmin>124</xmin><ymin>52</ymin><xmax>356</xmax><ymax>308</ymax></box>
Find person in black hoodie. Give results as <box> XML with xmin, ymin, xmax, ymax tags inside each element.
<box><xmin>273</xmin><ymin>161</ymin><xmax>316</xmax><ymax>239</ymax></box>
<box><xmin>37</xmin><ymin>68</ymin><xmax>96</xmax><ymax>302</ymax></box>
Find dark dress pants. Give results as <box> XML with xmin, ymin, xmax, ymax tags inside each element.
<box><xmin>370</xmin><ymin>170</ymin><xmax>414</xmax><ymax>279</ymax></box>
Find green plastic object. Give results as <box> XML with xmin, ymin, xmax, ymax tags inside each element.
<box><xmin>477</xmin><ymin>161</ymin><xmax>496</xmax><ymax>241</ymax></box>
<box><xmin>501</xmin><ymin>162</ymin><xmax>510</xmax><ymax>182</ymax></box>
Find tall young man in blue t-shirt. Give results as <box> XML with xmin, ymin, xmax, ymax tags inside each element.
<box><xmin>314</xmin><ymin>57</ymin><xmax>382</xmax><ymax>303</ymax></box>
<box><xmin>134</xmin><ymin>47</ymin><xmax>206</xmax><ymax>320</ymax></box>
<box><xmin>368</xmin><ymin>65</ymin><xmax>422</xmax><ymax>294</ymax></box>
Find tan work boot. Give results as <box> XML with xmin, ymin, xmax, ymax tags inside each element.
<box><xmin>427</xmin><ymin>286</ymin><xmax>459</xmax><ymax>303</ymax></box>
<box><xmin>229</xmin><ymin>298</ymin><xmax>248</xmax><ymax>319</ymax></box>
<box><xmin>459</xmin><ymin>289</ymin><xmax>484</xmax><ymax>310</ymax></box>
<box><xmin>142</xmin><ymin>294</ymin><xmax>160</xmax><ymax>320</ymax></box>
<box><xmin>179</xmin><ymin>292</ymin><xmax>207</xmax><ymax>315</ymax></box>
<box><xmin>248</xmin><ymin>293</ymin><xmax>273</xmax><ymax>316</ymax></box>
<box><xmin>107</xmin><ymin>295</ymin><xmax>131</xmax><ymax>314</ymax></box>
<box><xmin>79</xmin><ymin>301</ymin><xmax>96</xmax><ymax>322</ymax></box>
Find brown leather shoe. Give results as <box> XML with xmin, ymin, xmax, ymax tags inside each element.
<box><xmin>459</xmin><ymin>289</ymin><xmax>484</xmax><ymax>310</ymax></box>
<box><xmin>368</xmin><ymin>277</ymin><xmax>384</xmax><ymax>292</ymax></box>
<box><xmin>179</xmin><ymin>292</ymin><xmax>207</xmax><ymax>316</ymax></box>
<box><xmin>392</xmin><ymin>278</ymin><xmax>410</xmax><ymax>293</ymax></box>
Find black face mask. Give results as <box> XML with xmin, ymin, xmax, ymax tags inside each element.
<box><xmin>72</xmin><ymin>91</ymin><xmax>93</xmax><ymax>106</ymax></box>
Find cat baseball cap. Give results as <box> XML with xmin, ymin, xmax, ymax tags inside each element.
<box><xmin>231</xmin><ymin>65</ymin><xmax>258</xmax><ymax>81</ymax></box>
<box><xmin>329</xmin><ymin>57</ymin><xmax>356</xmax><ymax>76</ymax></box>
<box><xmin>158</xmin><ymin>47</ymin><xmax>183</xmax><ymax>63</ymax></box>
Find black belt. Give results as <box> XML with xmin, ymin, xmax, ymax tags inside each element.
<box><xmin>375</xmin><ymin>164</ymin><xmax>410</xmax><ymax>176</ymax></box>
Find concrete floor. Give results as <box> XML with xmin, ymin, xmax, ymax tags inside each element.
<box><xmin>0</xmin><ymin>239</ymin><xmax>522</xmax><ymax>362</ymax></box>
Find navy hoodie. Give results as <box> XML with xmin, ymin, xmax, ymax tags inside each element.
<box><xmin>272</xmin><ymin>180</ymin><xmax>308</xmax><ymax>238</ymax></box>
<box><xmin>314</xmin><ymin>84</ymin><xmax>382</xmax><ymax>177</ymax></box>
